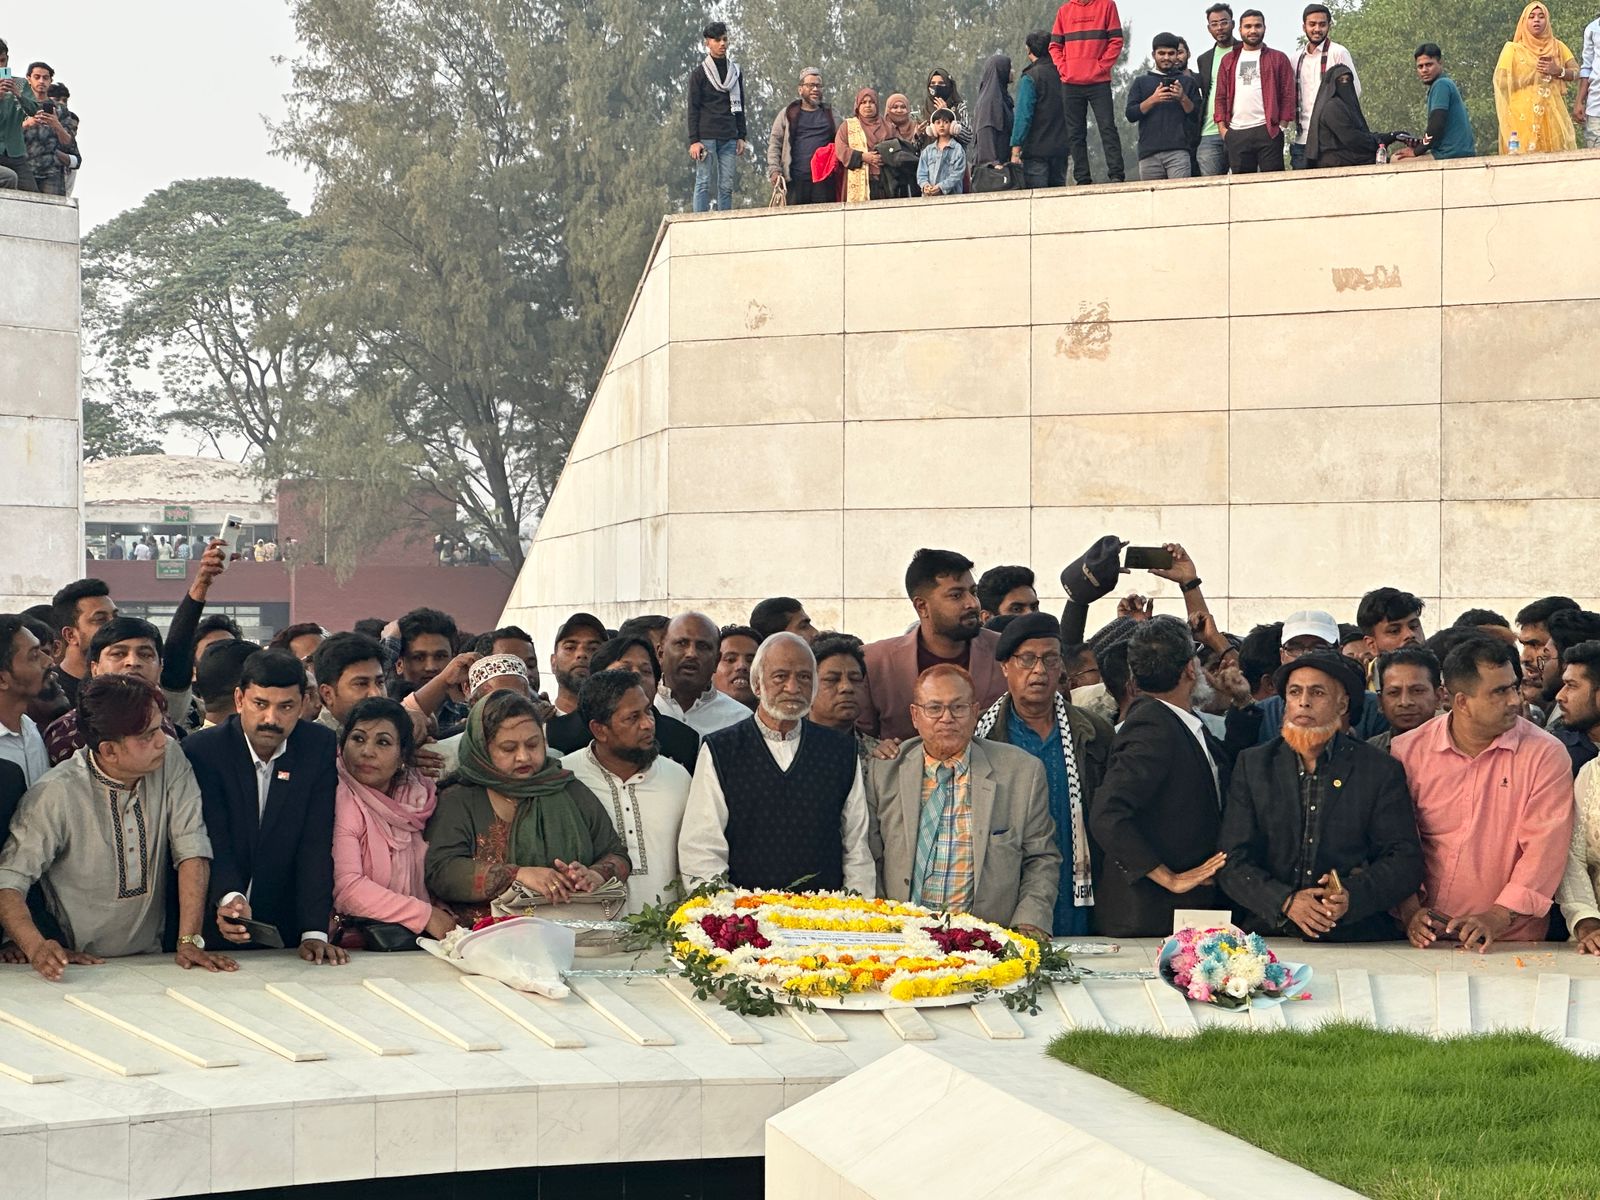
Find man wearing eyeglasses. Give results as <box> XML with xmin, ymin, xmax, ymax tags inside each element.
<box><xmin>973</xmin><ymin>613</ymin><xmax>1114</xmax><ymax>937</ymax></box>
<box><xmin>864</xmin><ymin>663</ymin><xmax>1061</xmax><ymax>942</ymax></box>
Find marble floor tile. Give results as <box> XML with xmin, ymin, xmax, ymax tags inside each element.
<box><xmin>376</xmin><ymin>1094</ymin><xmax>458</xmax><ymax>1178</ymax></box>
<box><xmin>456</xmin><ymin>1088</ymin><xmax>539</xmax><ymax>1172</ymax></box>
<box><xmin>618</xmin><ymin>1080</ymin><xmax>701</xmax><ymax>1160</ymax></box>
<box><xmin>0</xmin><ymin>1129</ymin><xmax>46</xmax><ymax>1200</ymax></box>
<box><xmin>701</xmin><ymin>1079</ymin><xmax>783</xmax><ymax>1158</ymax></box>
<box><xmin>537</xmin><ymin>1083</ymin><xmax>621</xmax><ymax>1166</ymax></box>
<box><xmin>129</xmin><ymin>1114</ymin><xmax>210</xmax><ymax>1199</ymax></box>
<box><xmin>292</xmin><ymin>1099</ymin><xmax>376</xmax><ymax>1184</ymax></box>
<box><xmin>209</xmin><ymin>1106</ymin><xmax>294</xmax><ymax>1193</ymax></box>
<box><xmin>47</xmin><ymin>1120</ymin><xmax>130</xmax><ymax>1200</ymax></box>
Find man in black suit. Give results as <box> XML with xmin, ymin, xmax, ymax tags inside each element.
<box><xmin>1219</xmin><ymin>652</ymin><xmax>1423</xmax><ymax>941</ymax></box>
<box><xmin>183</xmin><ymin>649</ymin><xmax>347</xmax><ymax>964</ymax></box>
<box><xmin>1088</xmin><ymin>617</ymin><xmax>1229</xmax><ymax>937</ymax></box>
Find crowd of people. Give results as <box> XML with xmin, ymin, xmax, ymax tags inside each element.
<box><xmin>687</xmin><ymin>1</ymin><xmax>1597</xmax><ymax>208</ymax></box>
<box><xmin>0</xmin><ymin>39</ymin><xmax>79</xmax><ymax>195</ymax></box>
<box><xmin>3</xmin><ymin>531</ymin><xmax>1600</xmax><ymax>982</ymax></box>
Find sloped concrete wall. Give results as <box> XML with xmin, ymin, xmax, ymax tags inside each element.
<box><xmin>505</xmin><ymin>151</ymin><xmax>1600</xmax><ymax>646</ymax></box>
<box><xmin>0</xmin><ymin>193</ymin><xmax>81</xmax><ymax>608</ymax></box>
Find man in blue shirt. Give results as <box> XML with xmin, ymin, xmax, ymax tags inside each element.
<box><xmin>1392</xmin><ymin>44</ymin><xmax>1476</xmax><ymax>161</ymax></box>
<box><xmin>975</xmin><ymin>613</ymin><xmax>1115</xmax><ymax>937</ymax></box>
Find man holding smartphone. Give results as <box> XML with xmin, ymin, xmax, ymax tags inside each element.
<box><xmin>0</xmin><ymin>39</ymin><xmax>39</xmax><ymax>191</ymax></box>
<box><xmin>1126</xmin><ymin>33</ymin><xmax>1202</xmax><ymax>179</ymax></box>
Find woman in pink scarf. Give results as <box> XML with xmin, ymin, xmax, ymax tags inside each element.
<box><xmin>332</xmin><ymin>697</ymin><xmax>456</xmax><ymax>940</ymax></box>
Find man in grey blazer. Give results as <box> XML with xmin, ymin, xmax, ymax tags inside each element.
<box><xmin>864</xmin><ymin>662</ymin><xmax>1061</xmax><ymax>940</ymax></box>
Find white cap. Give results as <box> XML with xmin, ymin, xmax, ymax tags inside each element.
<box><xmin>1280</xmin><ymin>610</ymin><xmax>1340</xmax><ymax>647</ymax></box>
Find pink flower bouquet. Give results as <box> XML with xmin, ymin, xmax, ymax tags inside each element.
<box><xmin>1158</xmin><ymin>926</ymin><xmax>1312</xmax><ymax>1011</ymax></box>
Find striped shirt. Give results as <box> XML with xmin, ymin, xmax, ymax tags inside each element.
<box><xmin>917</xmin><ymin>753</ymin><xmax>974</xmax><ymax>914</ymax></box>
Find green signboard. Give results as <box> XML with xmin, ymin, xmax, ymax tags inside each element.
<box><xmin>162</xmin><ymin>505</ymin><xmax>193</xmax><ymax>523</ymax></box>
<box><xmin>155</xmin><ymin>561</ymin><xmax>187</xmax><ymax>580</ymax></box>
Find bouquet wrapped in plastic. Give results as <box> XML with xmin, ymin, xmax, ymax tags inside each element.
<box><xmin>1157</xmin><ymin>926</ymin><xmax>1312</xmax><ymax>1011</ymax></box>
<box><xmin>420</xmin><ymin>915</ymin><xmax>575</xmax><ymax>998</ymax></box>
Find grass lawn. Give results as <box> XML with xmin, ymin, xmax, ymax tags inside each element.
<box><xmin>1049</xmin><ymin>1022</ymin><xmax>1600</xmax><ymax>1200</ymax></box>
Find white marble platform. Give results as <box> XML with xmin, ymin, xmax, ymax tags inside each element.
<box><xmin>2</xmin><ymin>938</ymin><xmax>1597</xmax><ymax>1198</ymax></box>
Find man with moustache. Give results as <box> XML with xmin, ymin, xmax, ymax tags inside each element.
<box><xmin>714</xmin><ymin>624</ymin><xmax>760</xmax><ymax>711</ymax></box>
<box><xmin>867</xmin><ymin>664</ymin><xmax>1060</xmax><ymax>938</ymax></box>
<box><xmin>809</xmin><ymin>635</ymin><xmax>883</xmax><ymax>762</ymax></box>
<box><xmin>1515</xmin><ymin>596</ymin><xmax>1578</xmax><ymax>717</ymax></box>
<box><xmin>1367</xmin><ymin>647</ymin><xmax>1446</xmax><ymax>753</ymax></box>
<box><xmin>656</xmin><ymin>613</ymin><xmax>751</xmax><ymax>736</ymax></box>
<box><xmin>565</xmin><ymin>670</ymin><xmax>690</xmax><ymax>914</ymax></box>
<box><xmin>549</xmin><ymin>612</ymin><xmax>606</xmax><ymax>717</ymax></box>
<box><xmin>679</xmin><ymin>633</ymin><xmax>873</xmax><ymax>894</ymax></box>
<box><xmin>546</xmin><ymin>636</ymin><xmax>701</xmax><ymax>775</ymax></box>
<box><xmin>1289</xmin><ymin>4</ymin><xmax>1359</xmax><ymax>169</ymax></box>
<box><xmin>858</xmin><ymin>549</ymin><xmax>1007</xmax><ymax>743</ymax></box>
<box><xmin>1218</xmin><ymin>652</ymin><xmax>1422</xmax><ymax>941</ymax></box>
<box><xmin>184</xmin><ymin>649</ymin><xmax>346</xmax><ymax>964</ymax></box>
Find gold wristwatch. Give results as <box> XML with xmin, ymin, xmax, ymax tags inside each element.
<box><xmin>178</xmin><ymin>933</ymin><xmax>206</xmax><ymax>950</ymax></box>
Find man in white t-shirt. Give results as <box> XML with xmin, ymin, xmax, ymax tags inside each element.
<box><xmin>1214</xmin><ymin>9</ymin><xmax>1296</xmax><ymax>173</ymax></box>
<box><xmin>1291</xmin><ymin>3</ymin><xmax>1360</xmax><ymax>169</ymax></box>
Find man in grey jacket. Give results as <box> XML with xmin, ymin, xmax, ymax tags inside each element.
<box><xmin>864</xmin><ymin>662</ymin><xmax>1060</xmax><ymax>939</ymax></box>
<box><xmin>766</xmin><ymin>67</ymin><xmax>836</xmax><ymax>205</ymax></box>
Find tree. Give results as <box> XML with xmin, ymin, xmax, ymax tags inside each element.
<box><xmin>81</xmin><ymin>378</ymin><xmax>163</xmax><ymax>462</ymax></box>
<box><xmin>1331</xmin><ymin>0</ymin><xmax>1510</xmax><ymax>156</ymax></box>
<box><xmin>81</xmin><ymin>178</ymin><xmax>330</xmax><ymax>468</ymax></box>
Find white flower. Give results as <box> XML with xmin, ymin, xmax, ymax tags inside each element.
<box><xmin>1224</xmin><ymin>976</ymin><xmax>1252</xmax><ymax>999</ymax></box>
<box><xmin>1230</xmin><ymin>954</ymin><xmax>1266</xmax><ymax>989</ymax></box>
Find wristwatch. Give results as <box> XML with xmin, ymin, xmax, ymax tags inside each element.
<box><xmin>178</xmin><ymin>933</ymin><xmax>206</xmax><ymax>950</ymax></box>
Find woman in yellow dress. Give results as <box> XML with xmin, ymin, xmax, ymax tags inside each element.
<box><xmin>1493</xmin><ymin>2</ymin><xmax>1580</xmax><ymax>154</ymax></box>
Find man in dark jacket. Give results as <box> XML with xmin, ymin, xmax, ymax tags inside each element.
<box><xmin>1194</xmin><ymin>4</ymin><xmax>1241</xmax><ymax>174</ymax></box>
<box><xmin>977</xmin><ymin>612</ymin><xmax>1113</xmax><ymax>936</ymax></box>
<box><xmin>767</xmin><ymin>68</ymin><xmax>836</xmax><ymax>205</ymax></box>
<box><xmin>1126</xmin><ymin>33</ymin><xmax>1203</xmax><ymax>178</ymax></box>
<box><xmin>1219</xmin><ymin>652</ymin><xmax>1423</xmax><ymax>941</ymax></box>
<box><xmin>686</xmin><ymin>20</ymin><xmax>747</xmax><ymax>212</ymax></box>
<box><xmin>183</xmin><ymin>649</ymin><xmax>344</xmax><ymax>963</ymax></box>
<box><xmin>1088</xmin><ymin>617</ymin><xmax>1229</xmax><ymax>937</ymax></box>
<box><xmin>1009</xmin><ymin>31</ymin><xmax>1069</xmax><ymax>188</ymax></box>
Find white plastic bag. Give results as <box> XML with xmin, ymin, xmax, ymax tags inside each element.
<box><xmin>420</xmin><ymin>916</ymin><xmax>576</xmax><ymax>998</ymax></box>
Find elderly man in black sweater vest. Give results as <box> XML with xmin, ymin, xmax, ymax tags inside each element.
<box><xmin>678</xmin><ymin>633</ymin><xmax>874</xmax><ymax>894</ymax></box>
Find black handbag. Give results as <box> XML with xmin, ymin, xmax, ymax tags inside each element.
<box><xmin>972</xmin><ymin>161</ymin><xmax>1023</xmax><ymax>192</ymax></box>
<box><xmin>336</xmin><ymin>915</ymin><xmax>421</xmax><ymax>952</ymax></box>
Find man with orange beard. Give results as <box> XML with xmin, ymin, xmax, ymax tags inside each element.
<box><xmin>1218</xmin><ymin>651</ymin><xmax>1423</xmax><ymax>941</ymax></box>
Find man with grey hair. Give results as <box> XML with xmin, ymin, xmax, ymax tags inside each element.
<box><xmin>678</xmin><ymin>632</ymin><xmax>874</xmax><ymax>894</ymax></box>
<box><xmin>657</xmin><ymin>613</ymin><xmax>751</xmax><ymax>736</ymax></box>
<box><xmin>767</xmin><ymin>66</ymin><xmax>837</xmax><ymax>205</ymax></box>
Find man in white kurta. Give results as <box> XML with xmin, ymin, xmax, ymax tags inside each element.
<box><xmin>569</xmin><ymin>669</ymin><xmax>691</xmax><ymax>913</ymax></box>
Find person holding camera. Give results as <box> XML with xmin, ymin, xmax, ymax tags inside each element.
<box><xmin>0</xmin><ymin>38</ymin><xmax>39</xmax><ymax>191</ymax></box>
<box><xmin>20</xmin><ymin>61</ymin><xmax>74</xmax><ymax>195</ymax></box>
<box><xmin>1126</xmin><ymin>33</ymin><xmax>1202</xmax><ymax>179</ymax></box>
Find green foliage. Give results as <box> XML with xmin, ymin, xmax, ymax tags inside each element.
<box><xmin>81</xmin><ymin>178</ymin><xmax>329</xmax><ymax>468</ymax></box>
<box><xmin>1331</xmin><ymin>0</ymin><xmax>1516</xmax><ymax>156</ymax></box>
<box><xmin>1051</xmin><ymin>1022</ymin><xmax>1600</xmax><ymax>1200</ymax></box>
<box><xmin>81</xmin><ymin>368</ymin><xmax>163</xmax><ymax>461</ymax></box>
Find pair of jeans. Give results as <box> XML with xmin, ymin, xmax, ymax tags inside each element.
<box><xmin>1021</xmin><ymin>155</ymin><xmax>1068</xmax><ymax>188</ymax></box>
<box><xmin>1196</xmin><ymin>134</ymin><xmax>1228</xmax><ymax>175</ymax></box>
<box><xmin>1062</xmin><ymin>81</ymin><xmax>1125</xmax><ymax>183</ymax></box>
<box><xmin>1226</xmin><ymin>125</ymin><xmax>1285</xmax><ymax>173</ymax></box>
<box><xmin>1138</xmin><ymin>149</ymin><xmax>1192</xmax><ymax>179</ymax></box>
<box><xmin>1586</xmin><ymin>115</ymin><xmax>1600</xmax><ymax>149</ymax></box>
<box><xmin>1290</xmin><ymin>140</ymin><xmax>1310</xmax><ymax>170</ymax></box>
<box><xmin>692</xmin><ymin>138</ymin><xmax>738</xmax><ymax>212</ymax></box>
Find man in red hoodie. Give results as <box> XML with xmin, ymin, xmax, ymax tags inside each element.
<box><xmin>1212</xmin><ymin>8</ymin><xmax>1296</xmax><ymax>173</ymax></box>
<box><xmin>1050</xmin><ymin>0</ymin><xmax>1126</xmax><ymax>184</ymax></box>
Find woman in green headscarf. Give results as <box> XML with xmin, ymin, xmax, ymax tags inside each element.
<box><xmin>424</xmin><ymin>691</ymin><xmax>630</xmax><ymax>925</ymax></box>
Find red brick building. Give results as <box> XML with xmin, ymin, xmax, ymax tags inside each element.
<box><xmin>84</xmin><ymin>455</ymin><xmax>513</xmax><ymax>640</ymax></box>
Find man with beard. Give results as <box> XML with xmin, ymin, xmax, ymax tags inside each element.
<box><xmin>184</xmin><ymin>649</ymin><xmax>346</xmax><ymax>964</ymax></box>
<box><xmin>858</xmin><ymin>549</ymin><xmax>1006</xmax><ymax>743</ymax></box>
<box><xmin>1393</xmin><ymin>637</ymin><xmax>1572</xmax><ymax>952</ymax></box>
<box><xmin>1218</xmin><ymin>651</ymin><xmax>1422</xmax><ymax>941</ymax></box>
<box><xmin>679</xmin><ymin>633</ymin><xmax>873</xmax><ymax>894</ymax></box>
<box><xmin>1088</xmin><ymin>617</ymin><xmax>1230</xmax><ymax>936</ymax></box>
<box><xmin>1555</xmin><ymin>640</ymin><xmax>1600</xmax><ymax>775</ymax></box>
<box><xmin>810</xmin><ymin>635</ymin><xmax>882</xmax><ymax>762</ymax></box>
<box><xmin>549</xmin><ymin>613</ymin><xmax>606</xmax><ymax>717</ymax></box>
<box><xmin>546</xmin><ymin>636</ymin><xmax>700</xmax><ymax>775</ymax></box>
<box><xmin>1546</xmin><ymin>610</ymin><xmax>1600</xmax><ymax>737</ymax></box>
<box><xmin>714</xmin><ymin>624</ymin><xmax>760</xmax><ymax>711</ymax></box>
<box><xmin>1517</xmin><ymin>596</ymin><xmax>1579</xmax><ymax>718</ymax></box>
<box><xmin>1289</xmin><ymin>4</ymin><xmax>1359</xmax><ymax>170</ymax></box>
<box><xmin>867</xmin><ymin>664</ymin><xmax>1059</xmax><ymax>937</ymax></box>
<box><xmin>975</xmin><ymin>613</ymin><xmax>1113</xmax><ymax>936</ymax></box>
<box><xmin>565</xmin><ymin>670</ymin><xmax>690</xmax><ymax>914</ymax></box>
<box><xmin>655</xmin><ymin>613</ymin><xmax>750</xmax><ymax>736</ymax></box>
<box><xmin>1367</xmin><ymin>646</ymin><xmax>1446</xmax><ymax>753</ymax></box>
<box><xmin>0</xmin><ymin>614</ymin><xmax>53</xmax><ymax>786</ymax></box>
<box><xmin>1213</xmin><ymin>9</ymin><xmax>1296</xmax><ymax>173</ymax></box>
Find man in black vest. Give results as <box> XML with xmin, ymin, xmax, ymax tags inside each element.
<box><xmin>678</xmin><ymin>633</ymin><xmax>873</xmax><ymax>894</ymax></box>
<box><xmin>1009</xmin><ymin>31</ymin><xmax>1070</xmax><ymax>188</ymax></box>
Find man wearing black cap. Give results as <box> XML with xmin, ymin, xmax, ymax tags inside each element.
<box><xmin>975</xmin><ymin>612</ymin><xmax>1114</xmax><ymax>937</ymax></box>
<box><xmin>1217</xmin><ymin>651</ymin><xmax>1422</xmax><ymax>941</ymax></box>
<box><xmin>550</xmin><ymin>612</ymin><xmax>607</xmax><ymax>717</ymax></box>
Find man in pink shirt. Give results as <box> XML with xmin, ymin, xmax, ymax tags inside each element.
<box><xmin>1392</xmin><ymin>637</ymin><xmax>1573</xmax><ymax>952</ymax></box>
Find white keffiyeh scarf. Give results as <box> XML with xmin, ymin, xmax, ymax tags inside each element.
<box><xmin>701</xmin><ymin>56</ymin><xmax>744</xmax><ymax>113</ymax></box>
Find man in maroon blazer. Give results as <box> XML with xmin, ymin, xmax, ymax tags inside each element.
<box><xmin>856</xmin><ymin>549</ymin><xmax>1008</xmax><ymax>743</ymax></box>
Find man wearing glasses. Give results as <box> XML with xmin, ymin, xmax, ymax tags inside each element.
<box><xmin>974</xmin><ymin>614</ymin><xmax>1114</xmax><ymax>937</ymax></box>
<box><xmin>864</xmin><ymin>663</ymin><xmax>1061</xmax><ymax>942</ymax></box>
